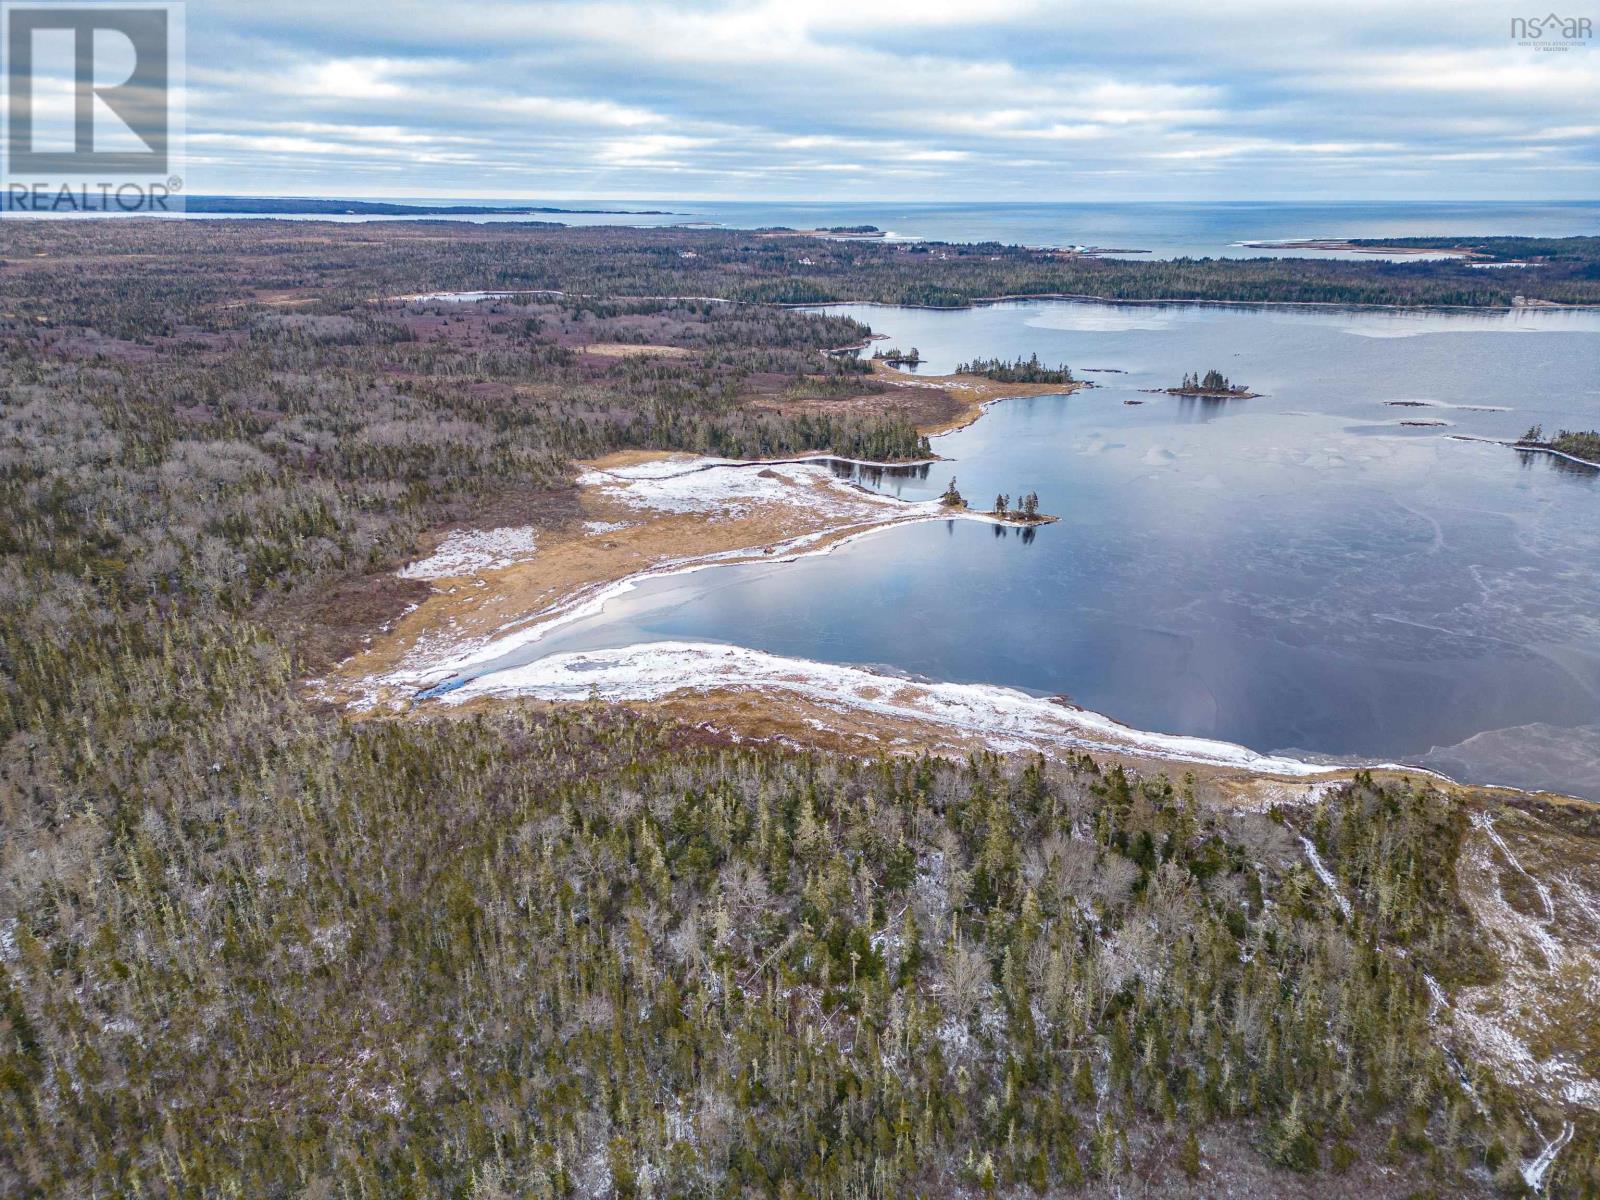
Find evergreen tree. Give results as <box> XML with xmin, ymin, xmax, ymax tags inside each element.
<box><xmin>1180</xmin><ymin>1129</ymin><xmax>1202</xmax><ymax>1180</ymax></box>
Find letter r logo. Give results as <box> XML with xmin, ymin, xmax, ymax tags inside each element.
<box><xmin>6</xmin><ymin>5</ymin><xmax>168</xmax><ymax>173</ymax></box>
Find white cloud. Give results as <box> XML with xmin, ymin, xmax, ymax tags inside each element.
<box><xmin>176</xmin><ymin>0</ymin><xmax>1600</xmax><ymax>199</ymax></box>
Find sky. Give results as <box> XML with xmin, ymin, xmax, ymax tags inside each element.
<box><xmin>178</xmin><ymin>0</ymin><xmax>1599</xmax><ymax>201</ymax></box>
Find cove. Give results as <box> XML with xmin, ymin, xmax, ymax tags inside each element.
<box><xmin>473</xmin><ymin>299</ymin><xmax>1600</xmax><ymax>798</ymax></box>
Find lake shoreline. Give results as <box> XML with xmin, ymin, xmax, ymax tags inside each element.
<box><xmin>314</xmin><ymin>364</ymin><xmax>1562</xmax><ymax>804</ymax></box>
<box><xmin>1450</xmin><ymin>434</ymin><xmax>1600</xmax><ymax>471</ymax></box>
<box><xmin>393</xmin><ymin>288</ymin><xmax>1600</xmax><ymax>316</ymax></box>
<box><xmin>1236</xmin><ymin>238</ymin><xmax>1476</xmax><ymax>257</ymax></box>
<box><xmin>797</xmin><ymin>293</ymin><xmax>1600</xmax><ymax>314</ymax></box>
<box><xmin>318</xmin><ymin>410</ymin><xmax>1066</xmax><ymax>714</ymax></box>
<box><xmin>865</xmin><ymin>358</ymin><xmax>1092</xmax><ymax>434</ymax></box>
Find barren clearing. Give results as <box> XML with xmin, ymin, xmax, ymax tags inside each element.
<box><xmin>578</xmin><ymin>341</ymin><xmax>690</xmax><ymax>358</ymax></box>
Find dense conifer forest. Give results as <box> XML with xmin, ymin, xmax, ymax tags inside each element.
<box><xmin>1</xmin><ymin>222</ymin><xmax>1597</xmax><ymax>1197</ymax></box>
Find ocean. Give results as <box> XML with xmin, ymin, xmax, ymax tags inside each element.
<box><xmin>189</xmin><ymin>198</ymin><xmax>1598</xmax><ymax>260</ymax></box>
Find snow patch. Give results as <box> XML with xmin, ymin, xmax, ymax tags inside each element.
<box><xmin>398</xmin><ymin>526</ymin><xmax>538</xmax><ymax>580</ymax></box>
<box><xmin>1297</xmin><ymin>836</ymin><xmax>1353</xmax><ymax>920</ymax></box>
<box><xmin>1445</xmin><ymin>813</ymin><xmax>1600</xmax><ymax>1122</ymax></box>
<box><xmin>1524</xmin><ymin>1121</ymin><xmax>1574</xmax><ymax>1192</ymax></box>
<box><xmin>395</xmin><ymin>289</ymin><xmax>559</xmax><ymax>303</ymax></box>
<box><xmin>1474</xmin><ymin>811</ymin><xmax>1555</xmax><ymax>921</ymax></box>
<box><xmin>577</xmin><ymin>457</ymin><xmax>919</xmax><ymax>521</ymax></box>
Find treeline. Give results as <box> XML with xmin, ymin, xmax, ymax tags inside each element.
<box><xmin>994</xmin><ymin>490</ymin><xmax>1042</xmax><ymax>518</ymax></box>
<box><xmin>0</xmin><ymin>307</ymin><xmax>918</xmax><ymax>611</ymax></box>
<box><xmin>3</xmin><ymin>224</ymin><xmax>1598</xmax><ymax>341</ymax></box>
<box><xmin>0</xmin><ymin>651</ymin><xmax>1570</xmax><ymax>1198</ymax></box>
<box><xmin>956</xmin><ymin>353</ymin><xmax>1075</xmax><ymax>383</ymax></box>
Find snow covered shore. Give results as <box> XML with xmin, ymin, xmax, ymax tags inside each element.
<box><xmin>432</xmin><ymin>640</ymin><xmax>1337</xmax><ymax>776</ymax></box>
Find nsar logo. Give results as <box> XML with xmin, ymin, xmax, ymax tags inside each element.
<box><xmin>1510</xmin><ymin>12</ymin><xmax>1593</xmax><ymax>50</ymax></box>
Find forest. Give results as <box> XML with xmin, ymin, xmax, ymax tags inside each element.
<box><xmin>1</xmin><ymin>221</ymin><xmax>1597</xmax><ymax>1198</ymax></box>
<box><xmin>1</xmin><ymin>223</ymin><xmax>1597</xmax><ymax>340</ymax></box>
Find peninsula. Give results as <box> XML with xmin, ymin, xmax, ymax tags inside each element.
<box><xmin>1515</xmin><ymin>425</ymin><xmax>1600</xmax><ymax>468</ymax></box>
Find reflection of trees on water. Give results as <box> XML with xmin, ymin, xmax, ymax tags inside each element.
<box><xmin>1175</xmin><ymin>393</ymin><xmax>1236</xmax><ymax>421</ymax></box>
<box><xmin>1516</xmin><ymin>448</ymin><xmax>1600</xmax><ymax>479</ymax></box>
<box><xmin>827</xmin><ymin>460</ymin><xmax>1046</xmax><ymax>539</ymax></box>
<box><xmin>989</xmin><ymin>524</ymin><xmax>1038</xmax><ymax>545</ymax></box>
<box><xmin>829</xmin><ymin>460</ymin><xmax>932</xmax><ymax>491</ymax></box>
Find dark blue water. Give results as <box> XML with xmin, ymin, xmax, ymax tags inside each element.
<box><xmin>492</xmin><ymin>299</ymin><xmax>1600</xmax><ymax>797</ymax></box>
<box><xmin>194</xmin><ymin>199</ymin><xmax>1600</xmax><ymax>260</ymax></box>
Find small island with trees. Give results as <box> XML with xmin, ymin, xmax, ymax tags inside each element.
<box><xmin>1161</xmin><ymin>369</ymin><xmax>1259</xmax><ymax>398</ymax></box>
<box><xmin>1515</xmin><ymin>425</ymin><xmax>1600</xmax><ymax>467</ymax></box>
<box><xmin>940</xmin><ymin>478</ymin><xmax>1058</xmax><ymax>525</ymax></box>
<box><xmin>876</xmin><ymin>346</ymin><xmax>923</xmax><ymax>367</ymax></box>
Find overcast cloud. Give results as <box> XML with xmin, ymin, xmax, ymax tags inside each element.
<box><xmin>180</xmin><ymin>0</ymin><xmax>1599</xmax><ymax>199</ymax></box>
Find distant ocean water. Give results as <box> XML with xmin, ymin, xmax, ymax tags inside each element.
<box><xmin>197</xmin><ymin>198</ymin><xmax>1600</xmax><ymax>260</ymax></box>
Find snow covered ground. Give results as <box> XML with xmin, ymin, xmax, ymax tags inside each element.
<box><xmin>435</xmin><ymin>640</ymin><xmax>1337</xmax><ymax>776</ymax></box>
<box><xmin>1446</xmin><ymin>812</ymin><xmax>1600</xmax><ymax>1122</ymax></box>
<box><xmin>398</xmin><ymin>526</ymin><xmax>539</xmax><ymax>579</ymax></box>
<box><xmin>1297</xmin><ymin>835</ymin><xmax>1353</xmax><ymax>919</ymax></box>
<box><xmin>575</xmin><ymin>456</ymin><xmax>939</xmax><ymax>521</ymax></box>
